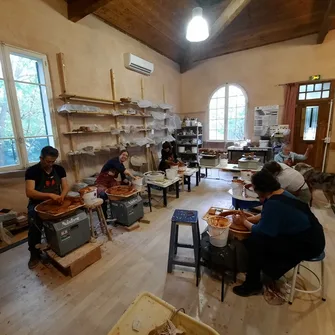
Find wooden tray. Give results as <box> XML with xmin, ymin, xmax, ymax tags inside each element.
<box><xmin>35</xmin><ymin>198</ymin><xmax>84</xmax><ymax>220</ymax></box>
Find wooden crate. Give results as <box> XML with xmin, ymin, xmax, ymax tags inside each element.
<box><xmin>46</xmin><ymin>242</ymin><xmax>102</xmax><ymax>277</ymax></box>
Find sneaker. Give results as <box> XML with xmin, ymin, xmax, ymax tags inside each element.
<box><xmin>233</xmin><ymin>282</ymin><xmax>263</xmax><ymax>297</ymax></box>
<box><xmin>28</xmin><ymin>254</ymin><xmax>40</xmax><ymax>269</ymax></box>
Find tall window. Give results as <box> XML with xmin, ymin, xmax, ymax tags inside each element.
<box><xmin>0</xmin><ymin>45</ymin><xmax>55</xmax><ymax>171</ymax></box>
<box><xmin>209</xmin><ymin>84</ymin><xmax>247</xmax><ymax>141</ymax></box>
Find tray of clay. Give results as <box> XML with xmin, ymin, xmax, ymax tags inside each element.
<box><xmin>35</xmin><ymin>197</ymin><xmax>84</xmax><ymax>220</ymax></box>
<box><xmin>105</xmin><ymin>185</ymin><xmax>138</xmax><ymax>200</ymax></box>
<box><xmin>203</xmin><ymin>207</ymin><xmax>254</xmax><ymax>231</ymax></box>
<box><xmin>202</xmin><ymin>207</ymin><xmax>237</xmax><ymax>222</ymax></box>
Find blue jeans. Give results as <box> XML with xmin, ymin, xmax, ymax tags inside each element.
<box><xmin>99</xmin><ymin>191</ymin><xmax>108</xmax><ymax>219</ymax></box>
<box><xmin>27</xmin><ymin>203</ymin><xmax>43</xmax><ymax>256</ymax></box>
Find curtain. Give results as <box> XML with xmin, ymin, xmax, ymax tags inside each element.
<box><xmin>282</xmin><ymin>83</ymin><xmax>299</xmax><ymax>144</ymax></box>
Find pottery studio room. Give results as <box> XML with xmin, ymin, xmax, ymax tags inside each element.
<box><xmin>1</xmin><ymin>0</ymin><xmax>335</xmax><ymax>334</ymax></box>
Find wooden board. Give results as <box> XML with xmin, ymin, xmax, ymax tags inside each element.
<box><xmin>0</xmin><ymin>229</ymin><xmax>28</xmax><ymax>252</ymax></box>
<box><xmin>46</xmin><ymin>242</ymin><xmax>102</xmax><ymax>277</ymax></box>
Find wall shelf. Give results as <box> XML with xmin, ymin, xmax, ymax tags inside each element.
<box><xmin>59</xmin><ymin>110</ymin><xmax>153</xmax><ymax>118</ymax></box>
<box><xmin>59</xmin><ymin>93</ymin><xmax>120</xmax><ymax>105</ymax></box>
<box><xmin>63</xmin><ymin>131</ymin><xmax>112</xmax><ymax>135</ymax></box>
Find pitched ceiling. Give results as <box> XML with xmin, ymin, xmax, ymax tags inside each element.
<box><xmin>67</xmin><ymin>0</ymin><xmax>335</xmax><ymax>72</ymax></box>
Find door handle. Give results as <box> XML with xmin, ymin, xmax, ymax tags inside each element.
<box><xmin>323</xmin><ymin>137</ymin><xmax>331</xmax><ymax>144</ymax></box>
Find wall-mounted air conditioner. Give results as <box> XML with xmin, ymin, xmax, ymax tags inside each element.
<box><xmin>124</xmin><ymin>53</ymin><xmax>154</xmax><ymax>76</ymax></box>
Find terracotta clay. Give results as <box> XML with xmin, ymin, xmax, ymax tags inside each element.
<box><xmin>106</xmin><ymin>185</ymin><xmax>136</xmax><ymax>196</ymax></box>
<box><xmin>36</xmin><ymin>197</ymin><xmax>83</xmax><ymax>215</ymax></box>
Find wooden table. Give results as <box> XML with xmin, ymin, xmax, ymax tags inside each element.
<box><xmin>227</xmin><ymin>146</ymin><xmax>272</xmax><ymax>163</ymax></box>
<box><xmin>147</xmin><ymin>177</ymin><xmax>180</xmax><ymax>211</ymax></box>
<box><xmin>180</xmin><ymin>167</ymin><xmax>200</xmax><ymax>192</ymax></box>
<box><xmin>201</xmin><ymin>164</ymin><xmax>261</xmax><ymax>180</ymax></box>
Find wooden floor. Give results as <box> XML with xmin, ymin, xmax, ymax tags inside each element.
<box><xmin>1</xmin><ymin>173</ymin><xmax>335</xmax><ymax>335</ymax></box>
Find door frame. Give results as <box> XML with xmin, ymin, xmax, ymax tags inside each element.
<box><xmin>295</xmin><ymin>81</ymin><xmax>335</xmax><ymax>171</ymax></box>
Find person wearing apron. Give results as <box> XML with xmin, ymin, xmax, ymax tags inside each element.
<box><xmin>25</xmin><ymin>146</ymin><xmax>69</xmax><ymax>269</ymax></box>
<box><xmin>263</xmin><ymin>161</ymin><xmax>312</xmax><ymax>204</ymax></box>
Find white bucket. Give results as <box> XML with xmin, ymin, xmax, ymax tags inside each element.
<box><xmin>191</xmin><ymin>147</ymin><xmax>197</xmax><ymax>153</ymax></box>
<box><xmin>166</xmin><ymin>169</ymin><xmax>178</xmax><ymax>180</ymax></box>
<box><xmin>232</xmin><ymin>181</ymin><xmax>243</xmax><ymax>196</ymax></box>
<box><xmin>132</xmin><ymin>177</ymin><xmax>143</xmax><ymax>191</ymax></box>
<box><xmin>207</xmin><ymin>217</ymin><xmax>231</xmax><ymax>247</ymax></box>
<box><xmin>191</xmin><ymin>120</ymin><xmax>197</xmax><ymax>126</ymax></box>
<box><xmin>81</xmin><ymin>187</ymin><xmax>98</xmax><ymax>205</ymax></box>
<box><xmin>178</xmin><ymin>146</ymin><xmax>185</xmax><ymax>153</ymax></box>
<box><xmin>220</xmin><ymin>158</ymin><xmax>228</xmax><ymax>167</ymax></box>
<box><xmin>185</xmin><ymin>120</ymin><xmax>191</xmax><ymax>126</ymax></box>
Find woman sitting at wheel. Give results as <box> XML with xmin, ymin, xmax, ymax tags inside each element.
<box><xmin>159</xmin><ymin>141</ymin><xmax>177</xmax><ymax>172</ymax></box>
<box><xmin>262</xmin><ymin>161</ymin><xmax>311</xmax><ymax>204</ymax></box>
<box><xmin>232</xmin><ymin>170</ymin><xmax>325</xmax><ymax>297</ymax></box>
<box><xmin>96</xmin><ymin>149</ymin><xmax>137</xmax><ymax>218</ymax></box>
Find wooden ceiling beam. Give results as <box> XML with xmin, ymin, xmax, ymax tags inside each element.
<box><xmin>180</xmin><ymin>0</ymin><xmax>252</xmax><ymax>73</ymax></box>
<box><xmin>208</xmin><ymin>0</ymin><xmax>252</xmax><ymax>42</ymax></box>
<box><xmin>317</xmin><ymin>0</ymin><xmax>335</xmax><ymax>44</ymax></box>
<box><xmin>68</xmin><ymin>0</ymin><xmax>113</xmax><ymax>22</ymax></box>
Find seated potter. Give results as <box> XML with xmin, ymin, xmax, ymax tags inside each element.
<box><xmin>233</xmin><ymin>170</ymin><xmax>325</xmax><ymax>297</ymax></box>
<box><xmin>274</xmin><ymin>143</ymin><xmax>313</xmax><ymax>166</ymax></box>
<box><xmin>159</xmin><ymin>141</ymin><xmax>177</xmax><ymax>172</ymax></box>
<box><xmin>263</xmin><ymin>161</ymin><xmax>311</xmax><ymax>204</ymax></box>
<box><xmin>97</xmin><ymin>150</ymin><xmax>136</xmax><ymax>219</ymax></box>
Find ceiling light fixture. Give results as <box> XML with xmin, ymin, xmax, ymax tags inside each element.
<box><xmin>186</xmin><ymin>7</ymin><xmax>209</xmax><ymax>42</ymax></box>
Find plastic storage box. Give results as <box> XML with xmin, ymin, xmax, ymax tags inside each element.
<box><xmin>108</xmin><ymin>291</ymin><xmax>219</xmax><ymax>335</ymax></box>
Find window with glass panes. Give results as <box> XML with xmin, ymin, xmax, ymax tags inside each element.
<box><xmin>298</xmin><ymin>82</ymin><xmax>331</xmax><ymax>100</ymax></box>
<box><xmin>0</xmin><ymin>45</ymin><xmax>55</xmax><ymax>171</ymax></box>
<box><xmin>209</xmin><ymin>84</ymin><xmax>247</xmax><ymax>141</ymax></box>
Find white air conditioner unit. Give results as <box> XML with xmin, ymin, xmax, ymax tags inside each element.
<box><xmin>124</xmin><ymin>53</ymin><xmax>154</xmax><ymax>76</ymax></box>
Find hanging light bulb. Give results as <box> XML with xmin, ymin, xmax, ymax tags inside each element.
<box><xmin>186</xmin><ymin>7</ymin><xmax>209</xmax><ymax>42</ymax></box>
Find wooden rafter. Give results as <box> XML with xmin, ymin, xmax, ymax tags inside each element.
<box><xmin>68</xmin><ymin>0</ymin><xmax>113</xmax><ymax>22</ymax></box>
<box><xmin>317</xmin><ymin>0</ymin><xmax>335</xmax><ymax>44</ymax></box>
<box><xmin>180</xmin><ymin>0</ymin><xmax>251</xmax><ymax>73</ymax></box>
<box><xmin>208</xmin><ymin>0</ymin><xmax>252</xmax><ymax>42</ymax></box>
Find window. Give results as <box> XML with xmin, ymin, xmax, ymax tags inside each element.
<box><xmin>0</xmin><ymin>44</ymin><xmax>55</xmax><ymax>171</ymax></box>
<box><xmin>298</xmin><ymin>82</ymin><xmax>331</xmax><ymax>101</ymax></box>
<box><xmin>209</xmin><ymin>84</ymin><xmax>247</xmax><ymax>141</ymax></box>
<box><xmin>303</xmin><ymin>106</ymin><xmax>319</xmax><ymax>141</ymax></box>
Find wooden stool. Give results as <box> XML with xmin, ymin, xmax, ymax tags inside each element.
<box><xmin>167</xmin><ymin>209</ymin><xmax>200</xmax><ymax>286</ymax></box>
<box><xmin>85</xmin><ymin>198</ymin><xmax>112</xmax><ymax>241</ymax></box>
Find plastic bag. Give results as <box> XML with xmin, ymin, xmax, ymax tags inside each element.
<box><xmin>58</xmin><ymin>104</ymin><xmax>101</xmax><ymax>113</ymax></box>
<box><xmin>151</xmin><ymin>111</ymin><xmax>166</xmax><ymax>120</ymax></box>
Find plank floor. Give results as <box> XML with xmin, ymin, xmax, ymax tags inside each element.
<box><xmin>1</xmin><ymin>173</ymin><xmax>335</xmax><ymax>335</ymax></box>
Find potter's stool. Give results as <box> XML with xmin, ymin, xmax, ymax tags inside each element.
<box><xmin>288</xmin><ymin>251</ymin><xmax>326</xmax><ymax>304</ymax></box>
<box><xmin>167</xmin><ymin>209</ymin><xmax>201</xmax><ymax>286</ymax></box>
<box><xmin>84</xmin><ymin>198</ymin><xmax>112</xmax><ymax>241</ymax></box>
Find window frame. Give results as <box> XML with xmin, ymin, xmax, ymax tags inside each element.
<box><xmin>0</xmin><ymin>43</ymin><xmax>58</xmax><ymax>172</ymax></box>
<box><xmin>207</xmin><ymin>83</ymin><xmax>248</xmax><ymax>142</ymax></box>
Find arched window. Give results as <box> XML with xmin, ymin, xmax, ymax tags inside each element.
<box><xmin>209</xmin><ymin>84</ymin><xmax>247</xmax><ymax>141</ymax></box>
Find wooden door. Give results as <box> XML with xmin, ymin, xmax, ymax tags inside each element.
<box><xmin>294</xmin><ymin>102</ymin><xmax>330</xmax><ymax>170</ymax></box>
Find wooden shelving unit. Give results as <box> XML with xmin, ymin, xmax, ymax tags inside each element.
<box><xmin>56</xmin><ymin>57</ymin><xmax>172</xmax><ymax>181</ymax></box>
<box><xmin>176</xmin><ymin>125</ymin><xmax>203</xmax><ymax>165</ymax></box>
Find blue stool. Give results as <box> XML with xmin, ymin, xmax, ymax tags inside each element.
<box><xmin>288</xmin><ymin>251</ymin><xmax>326</xmax><ymax>304</ymax></box>
<box><xmin>167</xmin><ymin>209</ymin><xmax>201</xmax><ymax>286</ymax></box>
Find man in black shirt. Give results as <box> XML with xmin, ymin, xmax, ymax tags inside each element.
<box><xmin>25</xmin><ymin>146</ymin><xmax>69</xmax><ymax>269</ymax></box>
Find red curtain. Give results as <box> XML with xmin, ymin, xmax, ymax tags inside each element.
<box><xmin>282</xmin><ymin>83</ymin><xmax>299</xmax><ymax>144</ymax></box>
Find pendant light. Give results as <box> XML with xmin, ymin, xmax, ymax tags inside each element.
<box><xmin>186</xmin><ymin>7</ymin><xmax>209</xmax><ymax>42</ymax></box>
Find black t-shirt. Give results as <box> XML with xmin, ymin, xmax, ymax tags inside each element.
<box><xmin>25</xmin><ymin>163</ymin><xmax>66</xmax><ymax>195</ymax></box>
<box><xmin>101</xmin><ymin>157</ymin><xmax>126</xmax><ymax>181</ymax></box>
